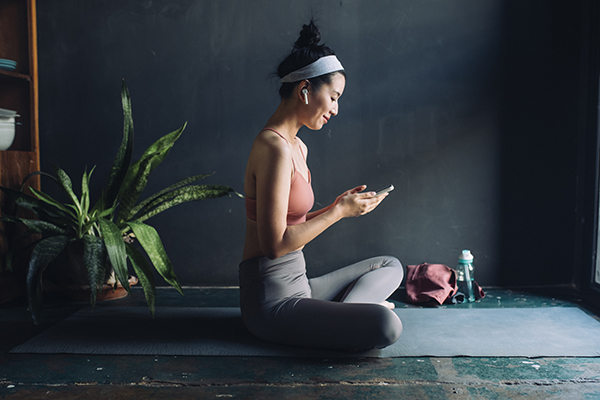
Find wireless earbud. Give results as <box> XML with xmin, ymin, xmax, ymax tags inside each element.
<box><xmin>302</xmin><ymin>88</ymin><xmax>309</xmax><ymax>105</ymax></box>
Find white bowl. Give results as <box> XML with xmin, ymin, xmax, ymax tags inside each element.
<box><xmin>0</xmin><ymin>123</ymin><xmax>15</xmax><ymax>150</ymax></box>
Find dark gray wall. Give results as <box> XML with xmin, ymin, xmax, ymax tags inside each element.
<box><xmin>36</xmin><ymin>0</ymin><xmax>585</xmax><ymax>287</ymax></box>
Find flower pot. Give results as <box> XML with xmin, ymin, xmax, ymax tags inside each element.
<box><xmin>55</xmin><ymin>239</ymin><xmax>138</xmax><ymax>302</ymax></box>
<box><xmin>65</xmin><ymin>275</ymin><xmax>138</xmax><ymax>302</ymax></box>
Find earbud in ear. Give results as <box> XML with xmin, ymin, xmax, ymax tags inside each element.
<box><xmin>302</xmin><ymin>88</ymin><xmax>309</xmax><ymax>105</ymax></box>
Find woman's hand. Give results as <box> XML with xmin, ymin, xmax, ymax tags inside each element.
<box><xmin>333</xmin><ymin>185</ymin><xmax>366</xmax><ymax>206</ymax></box>
<box><xmin>333</xmin><ymin>185</ymin><xmax>389</xmax><ymax>218</ymax></box>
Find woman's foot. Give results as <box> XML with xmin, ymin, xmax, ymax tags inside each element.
<box><xmin>381</xmin><ymin>300</ymin><xmax>395</xmax><ymax>310</ymax></box>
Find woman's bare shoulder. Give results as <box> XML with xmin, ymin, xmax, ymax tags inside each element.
<box><xmin>252</xmin><ymin>130</ymin><xmax>292</xmax><ymax>159</ymax></box>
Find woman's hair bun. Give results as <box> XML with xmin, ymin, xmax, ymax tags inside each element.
<box><xmin>293</xmin><ymin>20</ymin><xmax>321</xmax><ymax>50</ymax></box>
<box><xmin>276</xmin><ymin>19</ymin><xmax>341</xmax><ymax>99</ymax></box>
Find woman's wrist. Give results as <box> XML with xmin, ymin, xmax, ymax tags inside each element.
<box><xmin>325</xmin><ymin>202</ymin><xmax>345</xmax><ymax>222</ymax></box>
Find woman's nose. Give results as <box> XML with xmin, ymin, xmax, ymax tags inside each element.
<box><xmin>331</xmin><ymin>103</ymin><xmax>338</xmax><ymax>116</ymax></box>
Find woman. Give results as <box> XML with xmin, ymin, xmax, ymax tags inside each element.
<box><xmin>240</xmin><ymin>21</ymin><xmax>404</xmax><ymax>351</ymax></box>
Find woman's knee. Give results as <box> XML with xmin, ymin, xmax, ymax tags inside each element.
<box><xmin>381</xmin><ymin>256</ymin><xmax>404</xmax><ymax>285</ymax></box>
<box><xmin>372</xmin><ymin>306</ymin><xmax>403</xmax><ymax>348</ymax></box>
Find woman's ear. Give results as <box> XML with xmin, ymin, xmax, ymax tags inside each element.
<box><xmin>298</xmin><ymin>80</ymin><xmax>310</xmax><ymax>105</ymax></box>
<box><xmin>302</xmin><ymin>88</ymin><xmax>309</xmax><ymax>105</ymax></box>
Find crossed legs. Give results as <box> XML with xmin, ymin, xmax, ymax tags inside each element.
<box><xmin>239</xmin><ymin>252</ymin><xmax>404</xmax><ymax>351</ymax></box>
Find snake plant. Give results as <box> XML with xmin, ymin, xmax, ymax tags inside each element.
<box><xmin>1</xmin><ymin>81</ymin><xmax>240</xmax><ymax>323</ymax></box>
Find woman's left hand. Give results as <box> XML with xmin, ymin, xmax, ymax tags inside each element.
<box><xmin>333</xmin><ymin>185</ymin><xmax>368</xmax><ymax>205</ymax></box>
<box><xmin>333</xmin><ymin>185</ymin><xmax>388</xmax><ymax>218</ymax></box>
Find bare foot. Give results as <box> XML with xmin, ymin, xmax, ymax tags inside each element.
<box><xmin>381</xmin><ymin>300</ymin><xmax>395</xmax><ymax>310</ymax></box>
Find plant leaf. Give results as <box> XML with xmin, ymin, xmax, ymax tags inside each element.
<box><xmin>0</xmin><ymin>215</ymin><xmax>70</xmax><ymax>235</ymax></box>
<box><xmin>0</xmin><ymin>187</ymin><xmax>73</xmax><ymax>223</ymax></box>
<box><xmin>126</xmin><ymin>221</ymin><xmax>183</xmax><ymax>295</ymax></box>
<box><xmin>20</xmin><ymin>170</ymin><xmax>58</xmax><ymax>191</ymax></box>
<box><xmin>116</xmin><ymin>153</ymin><xmax>157</xmax><ymax>223</ymax></box>
<box><xmin>81</xmin><ymin>166</ymin><xmax>95</xmax><ymax>218</ymax></box>
<box><xmin>116</xmin><ymin>124</ymin><xmax>187</xmax><ymax>211</ymax></box>
<box><xmin>138</xmin><ymin>123</ymin><xmax>185</xmax><ymax>167</ymax></box>
<box><xmin>29</xmin><ymin>188</ymin><xmax>77</xmax><ymax>219</ymax></box>
<box><xmin>134</xmin><ymin>186</ymin><xmax>237</xmax><ymax>224</ymax></box>
<box><xmin>97</xmin><ymin>207</ymin><xmax>115</xmax><ymax>219</ymax></box>
<box><xmin>5</xmin><ymin>234</ymin><xmax>43</xmax><ymax>272</ymax></box>
<box><xmin>52</xmin><ymin>165</ymin><xmax>80</xmax><ymax>212</ymax></box>
<box><xmin>126</xmin><ymin>243</ymin><xmax>156</xmax><ymax>316</ymax></box>
<box><xmin>131</xmin><ymin>173</ymin><xmax>213</xmax><ymax>216</ymax></box>
<box><xmin>90</xmin><ymin>189</ymin><xmax>109</xmax><ymax>221</ymax></box>
<box><xmin>125</xmin><ymin>124</ymin><xmax>186</xmax><ymax>188</ymax></box>
<box><xmin>105</xmin><ymin>80</ymin><xmax>134</xmax><ymax>208</ymax></box>
<box><xmin>83</xmin><ymin>234</ymin><xmax>108</xmax><ymax>307</ymax></box>
<box><xmin>98</xmin><ymin>218</ymin><xmax>130</xmax><ymax>293</ymax></box>
<box><xmin>27</xmin><ymin>235</ymin><xmax>72</xmax><ymax>324</ymax></box>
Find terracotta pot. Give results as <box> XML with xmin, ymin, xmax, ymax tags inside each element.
<box><xmin>66</xmin><ymin>275</ymin><xmax>138</xmax><ymax>302</ymax></box>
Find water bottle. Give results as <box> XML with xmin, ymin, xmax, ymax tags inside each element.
<box><xmin>456</xmin><ymin>249</ymin><xmax>475</xmax><ymax>302</ymax></box>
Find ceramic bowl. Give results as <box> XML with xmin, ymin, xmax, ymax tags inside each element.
<box><xmin>0</xmin><ymin>122</ymin><xmax>15</xmax><ymax>150</ymax></box>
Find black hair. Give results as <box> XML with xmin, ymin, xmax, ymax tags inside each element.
<box><xmin>276</xmin><ymin>20</ymin><xmax>346</xmax><ymax>99</ymax></box>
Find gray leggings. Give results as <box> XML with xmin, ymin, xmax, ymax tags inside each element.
<box><xmin>238</xmin><ymin>251</ymin><xmax>404</xmax><ymax>351</ymax></box>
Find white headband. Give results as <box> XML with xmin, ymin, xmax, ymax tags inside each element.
<box><xmin>280</xmin><ymin>55</ymin><xmax>344</xmax><ymax>83</ymax></box>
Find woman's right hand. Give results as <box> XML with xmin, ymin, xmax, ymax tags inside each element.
<box><xmin>333</xmin><ymin>185</ymin><xmax>388</xmax><ymax>218</ymax></box>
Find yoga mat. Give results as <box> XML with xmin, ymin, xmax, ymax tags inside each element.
<box><xmin>10</xmin><ymin>307</ymin><xmax>600</xmax><ymax>357</ymax></box>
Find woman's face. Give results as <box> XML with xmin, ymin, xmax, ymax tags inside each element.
<box><xmin>303</xmin><ymin>73</ymin><xmax>346</xmax><ymax>130</ymax></box>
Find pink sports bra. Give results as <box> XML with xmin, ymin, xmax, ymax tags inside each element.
<box><xmin>245</xmin><ymin>128</ymin><xmax>315</xmax><ymax>226</ymax></box>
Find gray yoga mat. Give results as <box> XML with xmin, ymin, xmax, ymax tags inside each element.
<box><xmin>10</xmin><ymin>306</ymin><xmax>600</xmax><ymax>357</ymax></box>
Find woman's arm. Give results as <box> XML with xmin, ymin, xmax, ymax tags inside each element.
<box><xmin>253</xmin><ymin>141</ymin><xmax>385</xmax><ymax>259</ymax></box>
<box><xmin>253</xmin><ymin>134</ymin><xmax>297</xmax><ymax>259</ymax></box>
<box><xmin>306</xmin><ymin>204</ymin><xmax>333</xmax><ymax>220</ymax></box>
<box><xmin>276</xmin><ymin>187</ymin><xmax>387</xmax><ymax>259</ymax></box>
<box><xmin>306</xmin><ymin>185</ymin><xmax>369</xmax><ymax>220</ymax></box>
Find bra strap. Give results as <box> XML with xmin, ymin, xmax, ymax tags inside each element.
<box><xmin>262</xmin><ymin>127</ymin><xmax>298</xmax><ymax>175</ymax></box>
<box><xmin>262</xmin><ymin>127</ymin><xmax>288</xmax><ymax>143</ymax></box>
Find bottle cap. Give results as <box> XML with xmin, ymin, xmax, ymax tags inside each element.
<box><xmin>459</xmin><ymin>249</ymin><xmax>474</xmax><ymax>263</ymax></box>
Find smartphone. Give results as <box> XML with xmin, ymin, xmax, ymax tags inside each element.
<box><xmin>374</xmin><ymin>184</ymin><xmax>394</xmax><ymax>196</ymax></box>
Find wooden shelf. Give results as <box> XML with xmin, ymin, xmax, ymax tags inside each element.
<box><xmin>0</xmin><ymin>149</ymin><xmax>38</xmax><ymax>155</ymax></box>
<box><xmin>0</xmin><ymin>0</ymin><xmax>38</xmax><ymax>155</ymax></box>
<box><xmin>0</xmin><ymin>0</ymin><xmax>39</xmax><ymax>302</ymax></box>
<box><xmin>0</xmin><ymin>69</ymin><xmax>31</xmax><ymax>81</ymax></box>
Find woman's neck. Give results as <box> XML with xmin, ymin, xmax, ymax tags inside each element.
<box><xmin>264</xmin><ymin>99</ymin><xmax>304</xmax><ymax>142</ymax></box>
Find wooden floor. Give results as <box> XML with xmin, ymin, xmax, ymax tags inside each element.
<box><xmin>1</xmin><ymin>286</ymin><xmax>600</xmax><ymax>399</ymax></box>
